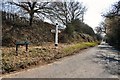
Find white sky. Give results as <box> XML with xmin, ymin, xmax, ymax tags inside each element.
<box><xmin>77</xmin><ymin>0</ymin><xmax>119</xmax><ymax>30</ymax></box>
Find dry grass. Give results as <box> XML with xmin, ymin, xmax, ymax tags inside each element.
<box><xmin>1</xmin><ymin>42</ymin><xmax>98</xmax><ymax>74</ymax></box>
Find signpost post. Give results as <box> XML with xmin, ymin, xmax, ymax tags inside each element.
<box><xmin>51</xmin><ymin>23</ymin><xmax>61</xmax><ymax>48</ymax></box>
<box><xmin>55</xmin><ymin>23</ymin><xmax>58</xmax><ymax>48</ymax></box>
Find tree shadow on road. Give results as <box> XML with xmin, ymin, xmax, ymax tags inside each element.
<box><xmin>93</xmin><ymin>47</ymin><xmax>120</xmax><ymax>75</ymax></box>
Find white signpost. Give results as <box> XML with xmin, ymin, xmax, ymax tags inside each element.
<box><xmin>55</xmin><ymin>23</ymin><xmax>58</xmax><ymax>47</ymax></box>
<box><xmin>51</xmin><ymin>23</ymin><xmax>61</xmax><ymax>48</ymax></box>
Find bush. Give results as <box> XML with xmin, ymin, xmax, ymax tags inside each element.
<box><xmin>2</xmin><ymin>35</ymin><xmax>13</xmax><ymax>47</ymax></box>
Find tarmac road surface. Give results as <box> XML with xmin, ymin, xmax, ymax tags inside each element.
<box><xmin>2</xmin><ymin>44</ymin><xmax>119</xmax><ymax>78</ymax></box>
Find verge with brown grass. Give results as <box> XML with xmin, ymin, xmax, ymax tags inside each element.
<box><xmin>2</xmin><ymin>42</ymin><xmax>98</xmax><ymax>74</ymax></box>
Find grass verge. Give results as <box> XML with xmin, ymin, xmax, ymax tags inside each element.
<box><xmin>62</xmin><ymin>42</ymin><xmax>97</xmax><ymax>56</ymax></box>
<box><xmin>2</xmin><ymin>42</ymin><xmax>98</xmax><ymax>74</ymax></box>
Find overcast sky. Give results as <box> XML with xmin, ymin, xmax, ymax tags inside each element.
<box><xmin>76</xmin><ymin>0</ymin><xmax>119</xmax><ymax>30</ymax></box>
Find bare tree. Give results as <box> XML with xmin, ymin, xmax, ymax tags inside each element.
<box><xmin>68</xmin><ymin>2</ymin><xmax>86</xmax><ymax>22</ymax></box>
<box><xmin>8</xmin><ymin>1</ymin><xmax>86</xmax><ymax>27</ymax></box>
<box><xmin>9</xmin><ymin>1</ymin><xmax>50</xmax><ymax>26</ymax></box>
<box><xmin>44</xmin><ymin>1</ymin><xmax>87</xmax><ymax>27</ymax></box>
<box><xmin>102</xmin><ymin>1</ymin><xmax>120</xmax><ymax>48</ymax></box>
<box><xmin>104</xmin><ymin>1</ymin><xmax>120</xmax><ymax>18</ymax></box>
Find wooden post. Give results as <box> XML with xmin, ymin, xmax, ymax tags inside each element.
<box><xmin>26</xmin><ymin>44</ymin><xmax>28</xmax><ymax>51</ymax></box>
<box><xmin>16</xmin><ymin>44</ymin><xmax>18</xmax><ymax>56</ymax></box>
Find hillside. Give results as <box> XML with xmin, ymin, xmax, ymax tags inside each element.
<box><xmin>2</xmin><ymin>11</ymin><xmax>97</xmax><ymax>47</ymax></box>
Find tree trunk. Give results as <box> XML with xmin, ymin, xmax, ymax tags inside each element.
<box><xmin>29</xmin><ymin>13</ymin><xmax>34</xmax><ymax>26</ymax></box>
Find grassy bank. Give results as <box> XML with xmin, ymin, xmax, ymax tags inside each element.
<box><xmin>63</xmin><ymin>42</ymin><xmax>97</xmax><ymax>55</ymax></box>
<box><xmin>2</xmin><ymin>42</ymin><xmax>98</xmax><ymax>74</ymax></box>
